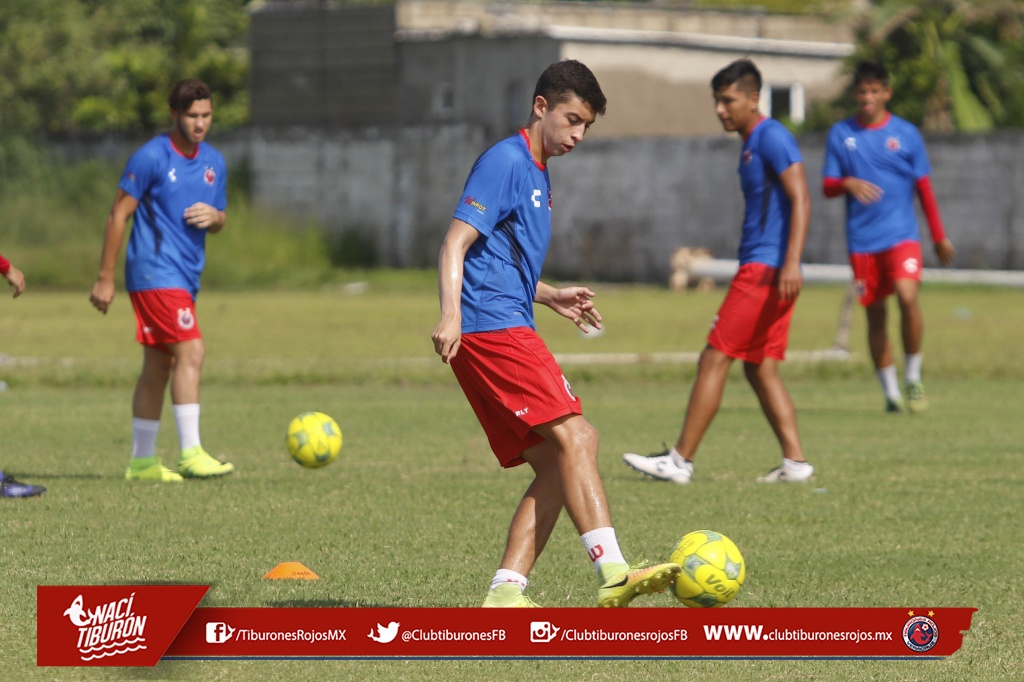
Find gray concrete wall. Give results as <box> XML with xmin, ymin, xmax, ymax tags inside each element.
<box><xmin>48</xmin><ymin>127</ymin><xmax>1024</xmax><ymax>279</ymax></box>
<box><xmin>244</xmin><ymin>126</ymin><xmax>1024</xmax><ymax>280</ymax></box>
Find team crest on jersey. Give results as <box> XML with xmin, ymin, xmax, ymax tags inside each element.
<box><xmin>742</xmin><ymin>150</ymin><xmax>753</xmax><ymax>165</ymax></box>
<box><xmin>177</xmin><ymin>307</ymin><xmax>196</xmax><ymax>330</ymax></box>
<box><xmin>203</xmin><ymin>167</ymin><xmax>216</xmax><ymax>185</ymax></box>
<box><xmin>844</xmin><ymin>137</ymin><xmax>857</xmax><ymax>151</ymax></box>
<box><xmin>886</xmin><ymin>137</ymin><xmax>902</xmax><ymax>152</ymax></box>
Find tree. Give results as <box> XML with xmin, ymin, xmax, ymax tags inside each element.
<box><xmin>0</xmin><ymin>0</ymin><xmax>250</xmax><ymax>134</ymax></box>
<box><xmin>836</xmin><ymin>0</ymin><xmax>1024</xmax><ymax>131</ymax></box>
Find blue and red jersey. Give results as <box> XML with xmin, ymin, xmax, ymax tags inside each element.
<box><xmin>119</xmin><ymin>133</ymin><xmax>228</xmax><ymax>297</ymax></box>
<box><xmin>823</xmin><ymin>113</ymin><xmax>931</xmax><ymax>254</ymax></box>
<box><xmin>736</xmin><ymin>118</ymin><xmax>804</xmax><ymax>267</ymax></box>
<box><xmin>452</xmin><ymin>130</ymin><xmax>552</xmax><ymax>333</ymax></box>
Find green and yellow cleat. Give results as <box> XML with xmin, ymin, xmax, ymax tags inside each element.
<box><xmin>906</xmin><ymin>381</ymin><xmax>929</xmax><ymax>413</ymax></box>
<box><xmin>126</xmin><ymin>457</ymin><xmax>183</xmax><ymax>483</ymax></box>
<box><xmin>598</xmin><ymin>560</ymin><xmax>681</xmax><ymax>608</ymax></box>
<box><xmin>178</xmin><ymin>446</ymin><xmax>235</xmax><ymax>479</ymax></box>
<box><xmin>482</xmin><ymin>583</ymin><xmax>542</xmax><ymax>608</ymax></box>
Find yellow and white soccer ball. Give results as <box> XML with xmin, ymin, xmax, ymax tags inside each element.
<box><xmin>669</xmin><ymin>530</ymin><xmax>746</xmax><ymax>607</ymax></box>
<box><xmin>286</xmin><ymin>411</ymin><xmax>343</xmax><ymax>468</ymax></box>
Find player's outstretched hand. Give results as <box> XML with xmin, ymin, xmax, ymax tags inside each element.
<box><xmin>935</xmin><ymin>239</ymin><xmax>956</xmax><ymax>267</ymax></box>
<box><xmin>548</xmin><ymin>286</ymin><xmax>602</xmax><ymax>333</ymax></box>
<box><xmin>3</xmin><ymin>265</ymin><xmax>25</xmax><ymax>298</ymax></box>
<box><xmin>89</xmin><ymin>278</ymin><xmax>115</xmax><ymax>314</ymax></box>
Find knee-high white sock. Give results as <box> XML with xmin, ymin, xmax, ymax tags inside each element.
<box><xmin>131</xmin><ymin>418</ymin><xmax>160</xmax><ymax>459</ymax></box>
<box><xmin>173</xmin><ymin>403</ymin><xmax>201</xmax><ymax>451</ymax></box>
<box><xmin>580</xmin><ymin>527</ymin><xmax>627</xmax><ymax>577</ymax></box>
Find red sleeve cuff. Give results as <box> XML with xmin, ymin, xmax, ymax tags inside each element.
<box><xmin>0</xmin><ymin>254</ymin><xmax>10</xmax><ymax>275</ymax></box>
<box><xmin>916</xmin><ymin>176</ymin><xmax>946</xmax><ymax>243</ymax></box>
<box><xmin>823</xmin><ymin>177</ymin><xmax>845</xmax><ymax>198</ymax></box>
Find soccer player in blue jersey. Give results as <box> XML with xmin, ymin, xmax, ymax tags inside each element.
<box><xmin>89</xmin><ymin>79</ymin><xmax>234</xmax><ymax>482</ymax></box>
<box><xmin>0</xmin><ymin>251</ymin><xmax>47</xmax><ymax>498</ymax></box>
<box><xmin>624</xmin><ymin>59</ymin><xmax>815</xmax><ymax>484</ymax></box>
<box><xmin>432</xmin><ymin>60</ymin><xmax>681</xmax><ymax>607</ymax></box>
<box><xmin>823</xmin><ymin>60</ymin><xmax>955</xmax><ymax>413</ymax></box>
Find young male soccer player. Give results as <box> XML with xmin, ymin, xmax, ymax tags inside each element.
<box><xmin>89</xmin><ymin>79</ymin><xmax>233</xmax><ymax>482</ymax></box>
<box><xmin>823</xmin><ymin>59</ymin><xmax>955</xmax><ymax>413</ymax></box>
<box><xmin>0</xmin><ymin>252</ymin><xmax>46</xmax><ymax>498</ymax></box>
<box><xmin>432</xmin><ymin>59</ymin><xmax>681</xmax><ymax>607</ymax></box>
<box><xmin>623</xmin><ymin>59</ymin><xmax>815</xmax><ymax>484</ymax></box>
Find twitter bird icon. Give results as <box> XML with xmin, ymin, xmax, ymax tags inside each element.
<box><xmin>368</xmin><ymin>621</ymin><xmax>400</xmax><ymax>644</ymax></box>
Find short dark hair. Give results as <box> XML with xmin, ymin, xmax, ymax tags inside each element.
<box><xmin>168</xmin><ymin>79</ymin><xmax>213</xmax><ymax>113</ymax></box>
<box><xmin>533</xmin><ymin>60</ymin><xmax>607</xmax><ymax>116</ymax></box>
<box><xmin>853</xmin><ymin>59</ymin><xmax>889</xmax><ymax>87</ymax></box>
<box><xmin>711</xmin><ymin>59</ymin><xmax>762</xmax><ymax>95</ymax></box>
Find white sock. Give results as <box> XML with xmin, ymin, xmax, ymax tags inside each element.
<box><xmin>580</xmin><ymin>527</ymin><xmax>627</xmax><ymax>576</ymax></box>
<box><xmin>783</xmin><ymin>458</ymin><xmax>812</xmax><ymax>472</ymax></box>
<box><xmin>490</xmin><ymin>569</ymin><xmax>528</xmax><ymax>592</ymax></box>
<box><xmin>905</xmin><ymin>353</ymin><xmax>923</xmax><ymax>383</ymax></box>
<box><xmin>668</xmin><ymin>447</ymin><xmax>691</xmax><ymax>468</ymax></box>
<box><xmin>877</xmin><ymin>365</ymin><xmax>902</xmax><ymax>401</ymax></box>
<box><xmin>131</xmin><ymin>418</ymin><xmax>160</xmax><ymax>459</ymax></box>
<box><xmin>173</xmin><ymin>403</ymin><xmax>201</xmax><ymax>451</ymax></box>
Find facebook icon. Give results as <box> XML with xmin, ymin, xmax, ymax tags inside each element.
<box><xmin>206</xmin><ymin>622</ymin><xmax>236</xmax><ymax>644</ymax></box>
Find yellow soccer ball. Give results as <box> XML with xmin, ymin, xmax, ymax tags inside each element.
<box><xmin>669</xmin><ymin>530</ymin><xmax>746</xmax><ymax>607</ymax></box>
<box><xmin>286</xmin><ymin>412</ymin><xmax>343</xmax><ymax>468</ymax></box>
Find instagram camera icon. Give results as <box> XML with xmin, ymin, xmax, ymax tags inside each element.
<box><xmin>206</xmin><ymin>622</ymin><xmax>236</xmax><ymax>644</ymax></box>
<box><xmin>530</xmin><ymin>621</ymin><xmax>559</xmax><ymax>643</ymax></box>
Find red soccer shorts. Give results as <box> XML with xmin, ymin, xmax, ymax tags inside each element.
<box><xmin>450</xmin><ymin>326</ymin><xmax>583</xmax><ymax>468</ymax></box>
<box><xmin>707</xmin><ymin>262</ymin><xmax>796</xmax><ymax>364</ymax></box>
<box><xmin>129</xmin><ymin>288</ymin><xmax>202</xmax><ymax>354</ymax></box>
<box><xmin>849</xmin><ymin>239</ymin><xmax>923</xmax><ymax>307</ymax></box>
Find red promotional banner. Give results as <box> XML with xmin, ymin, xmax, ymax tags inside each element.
<box><xmin>37</xmin><ymin>585</ymin><xmax>208</xmax><ymax>666</ymax></box>
<box><xmin>166</xmin><ymin>606</ymin><xmax>974</xmax><ymax>660</ymax></box>
<box><xmin>37</xmin><ymin>586</ymin><xmax>976</xmax><ymax>665</ymax></box>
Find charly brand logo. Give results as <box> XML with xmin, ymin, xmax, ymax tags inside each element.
<box><xmin>63</xmin><ymin>593</ymin><xmax>148</xmax><ymax>662</ymax></box>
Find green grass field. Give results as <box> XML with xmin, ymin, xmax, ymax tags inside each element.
<box><xmin>2</xmin><ymin>276</ymin><xmax>1022</xmax><ymax>681</ymax></box>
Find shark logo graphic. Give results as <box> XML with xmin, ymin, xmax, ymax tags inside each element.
<box><xmin>368</xmin><ymin>621</ymin><xmax>400</xmax><ymax>644</ymax></box>
<box><xmin>63</xmin><ymin>595</ymin><xmax>91</xmax><ymax>627</ymax></box>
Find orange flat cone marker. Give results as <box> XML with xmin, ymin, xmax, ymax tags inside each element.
<box><xmin>263</xmin><ymin>562</ymin><xmax>319</xmax><ymax>580</ymax></box>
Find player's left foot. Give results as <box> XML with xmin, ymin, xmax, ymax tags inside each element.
<box><xmin>757</xmin><ymin>460</ymin><xmax>815</xmax><ymax>483</ymax></box>
<box><xmin>906</xmin><ymin>381</ymin><xmax>928</xmax><ymax>413</ymax></box>
<box><xmin>482</xmin><ymin>583</ymin><xmax>541</xmax><ymax>608</ymax></box>
<box><xmin>178</xmin><ymin>446</ymin><xmax>235</xmax><ymax>479</ymax></box>
<box><xmin>597</xmin><ymin>560</ymin><xmax>681</xmax><ymax>608</ymax></box>
<box><xmin>0</xmin><ymin>471</ymin><xmax>46</xmax><ymax>498</ymax></box>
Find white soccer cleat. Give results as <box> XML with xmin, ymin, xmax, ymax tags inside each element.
<box><xmin>622</xmin><ymin>449</ymin><xmax>693</xmax><ymax>484</ymax></box>
<box><xmin>757</xmin><ymin>460</ymin><xmax>815</xmax><ymax>483</ymax></box>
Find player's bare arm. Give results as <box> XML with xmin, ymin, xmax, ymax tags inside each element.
<box><xmin>89</xmin><ymin>189</ymin><xmax>139</xmax><ymax>314</ymax></box>
<box><xmin>432</xmin><ymin>219</ymin><xmax>479</xmax><ymax>364</ymax></box>
<box><xmin>3</xmin><ymin>264</ymin><xmax>25</xmax><ymax>298</ymax></box>
<box><xmin>535</xmin><ymin>282</ymin><xmax>602</xmax><ymax>332</ymax></box>
<box><xmin>778</xmin><ymin>162</ymin><xmax>811</xmax><ymax>301</ymax></box>
<box><xmin>842</xmin><ymin>177</ymin><xmax>884</xmax><ymax>205</ymax></box>
<box><xmin>184</xmin><ymin>203</ymin><xmax>226</xmax><ymax>233</ymax></box>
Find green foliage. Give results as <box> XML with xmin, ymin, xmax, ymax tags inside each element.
<box><xmin>809</xmin><ymin>0</ymin><xmax>1024</xmax><ymax>131</ymax></box>
<box><xmin>0</xmin><ymin>0</ymin><xmax>250</xmax><ymax>134</ymax></box>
